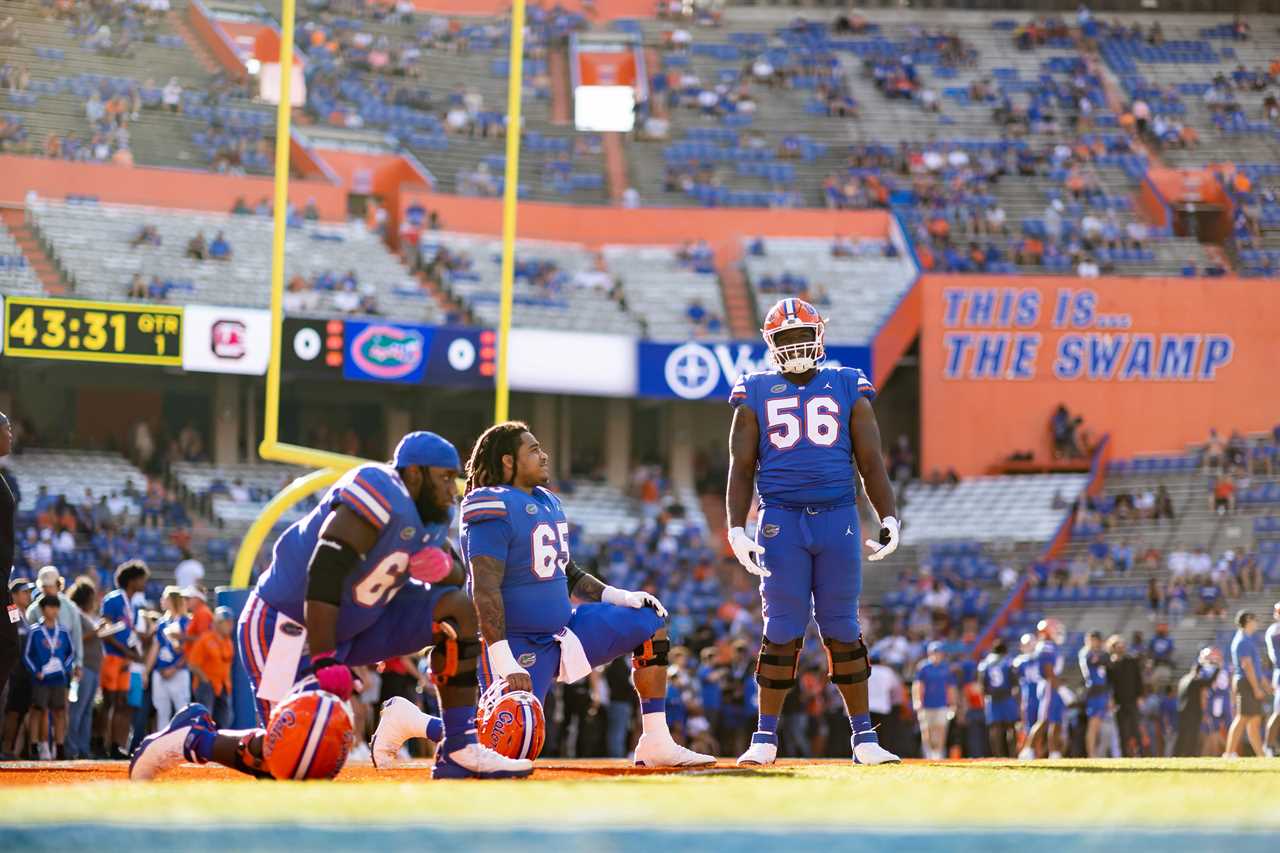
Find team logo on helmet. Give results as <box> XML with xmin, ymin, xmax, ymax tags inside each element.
<box><xmin>478</xmin><ymin>682</ymin><xmax>545</xmax><ymax>761</ymax></box>
<box><xmin>262</xmin><ymin>688</ymin><xmax>355</xmax><ymax>780</ymax></box>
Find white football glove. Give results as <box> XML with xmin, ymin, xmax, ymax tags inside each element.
<box><xmin>865</xmin><ymin>516</ymin><xmax>900</xmax><ymax>562</ymax></box>
<box><xmin>602</xmin><ymin>586</ymin><xmax>668</xmax><ymax>618</ymax></box>
<box><xmin>728</xmin><ymin>526</ymin><xmax>770</xmax><ymax>577</ymax></box>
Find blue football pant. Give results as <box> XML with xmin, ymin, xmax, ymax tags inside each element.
<box><xmin>755</xmin><ymin>503</ymin><xmax>862</xmax><ymax>644</ymax></box>
<box><xmin>238</xmin><ymin>582</ymin><xmax>453</xmax><ymax>724</ymax></box>
<box><xmin>478</xmin><ymin>603</ymin><xmax>664</xmax><ymax>703</ymax></box>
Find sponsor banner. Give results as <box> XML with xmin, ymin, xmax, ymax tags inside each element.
<box><xmin>920</xmin><ymin>276</ymin><xmax>1274</xmax><ymax>475</ymax></box>
<box><xmin>508</xmin><ymin>329</ymin><xmax>636</xmax><ymax>397</ymax></box>
<box><xmin>637</xmin><ymin>340</ymin><xmax>872</xmax><ymax>401</ymax></box>
<box><xmin>181</xmin><ymin>305</ymin><xmax>271</xmax><ymax>375</ymax></box>
<box><xmin>342</xmin><ymin>320</ymin><xmax>494</xmax><ymax>387</ymax></box>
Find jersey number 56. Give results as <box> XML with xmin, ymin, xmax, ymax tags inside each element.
<box><xmin>765</xmin><ymin>396</ymin><xmax>840</xmax><ymax>450</ymax></box>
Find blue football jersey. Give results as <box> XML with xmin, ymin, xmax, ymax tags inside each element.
<box><xmin>460</xmin><ymin>485</ymin><xmax>572</xmax><ymax>636</ymax></box>
<box><xmin>155</xmin><ymin>613</ymin><xmax>191</xmax><ymax>670</ymax></box>
<box><xmin>1014</xmin><ymin>652</ymin><xmax>1041</xmax><ymax>689</ymax></box>
<box><xmin>979</xmin><ymin>653</ymin><xmax>1015</xmax><ymax>696</ymax></box>
<box><xmin>1079</xmin><ymin>648</ymin><xmax>1108</xmax><ymax>691</ymax></box>
<box><xmin>256</xmin><ymin>463</ymin><xmax>452</xmax><ymax>642</ymax></box>
<box><xmin>729</xmin><ymin>365</ymin><xmax>876</xmax><ymax>507</ymax></box>
<box><xmin>1036</xmin><ymin>641</ymin><xmax>1063</xmax><ymax>680</ymax></box>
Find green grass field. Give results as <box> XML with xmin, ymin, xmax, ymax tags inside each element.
<box><xmin>2</xmin><ymin>758</ymin><xmax>1277</xmax><ymax>842</ymax></box>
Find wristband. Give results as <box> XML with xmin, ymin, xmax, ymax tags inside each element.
<box><xmin>601</xmin><ymin>585</ymin><xmax>628</xmax><ymax>607</ymax></box>
<box><xmin>487</xmin><ymin>639</ymin><xmax>524</xmax><ymax>678</ymax></box>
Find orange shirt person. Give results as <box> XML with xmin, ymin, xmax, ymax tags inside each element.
<box><xmin>188</xmin><ymin>607</ymin><xmax>235</xmax><ymax>708</ymax></box>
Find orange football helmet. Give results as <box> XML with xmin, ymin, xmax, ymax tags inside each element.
<box><xmin>761</xmin><ymin>298</ymin><xmax>826</xmax><ymax>373</ymax></box>
<box><xmin>478</xmin><ymin>681</ymin><xmax>545</xmax><ymax>760</ymax></box>
<box><xmin>262</xmin><ymin>686</ymin><xmax>355</xmax><ymax>780</ymax></box>
<box><xmin>1036</xmin><ymin>617</ymin><xmax>1065</xmax><ymax>644</ymax></box>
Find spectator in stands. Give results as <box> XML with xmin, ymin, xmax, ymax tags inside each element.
<box><xmin>1050</xmin><ymin>404</ymin><xmax>1084</xmax><ymax>459</ymax></box>
<box><xmin>1238</xmin><ymin>553</ymin><xmax>1263</xmax><ymax>596</ymax></box>
<box><xmin>1211</xmin><ymin>474</ymin><xmax>1236</xmax><ymax>515</ymax></box>
<box><xmin>185</xmin><ymin>231</ymin><xmax>207</xmax><ymax>261</ymax></box>
<box><xmin>228</xmin><ymin>478</ymin><xmax>250</xmax><ymax>503</ymax></box>
<box><xmin>1225</xmin><ymin>611</ymin><xmax>1271</xmax><ymax>757</ymax></box>
<box><xmin>231</xmin><ymin>197</ymin><xmax>250</xmax><ymax>215</ymax></box>
<box><xmin>1154</xmin><ymin>484</ymin><xmax>1175</xmax><ymax>521</ymax></box>
<box><xmin>207</xmin><ymin>231</ymin><xmax>232</xmax><ymax>261</ymax></box>
<box><xmin>129</xmin><ymin>224</ymin><xmax>160</xmax><ymax>249</ymax></box>
<box><xmin>1197</xmin><ymin>577</ymin><xmax>1225</xmax><ymax>618</ymax></box>
<box><xmin>127</xmin><ymin>274</ymin><xmax>147</xmax><ymax>299</ymax></box>
<box><xmin>161</xmin><ymin>77</ymin><xmax>182</xmax><ymax>113</ymax></box>
<box><xmin>23</xmin><ymin>594</ymin><xmax>74</xmax><ymax>760</ymax></box>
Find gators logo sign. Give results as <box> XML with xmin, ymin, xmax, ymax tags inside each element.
<box><xmin>349</xmin><ymin>324</ymin><xmax>425</xmax><ymax>380</ymax></box>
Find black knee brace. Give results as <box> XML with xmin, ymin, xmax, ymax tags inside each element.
<box><xmin>430</xmin><ymin>620</ymin><xmax>480</xmax><ymax>687</ymax></box>
<box><xmin>825</xmin><ymin>636</ymin><xmax>870</xmax><ymax>685</ymax></box>
<box><xmin>756</xmin><ymin>637</ymin><xmax>802</xmax><ymax>691</ymax></box>
<box><xmin>632</xmin><ymin>637</ymin><xmax>670</xmax><ymax>669</ymax></box>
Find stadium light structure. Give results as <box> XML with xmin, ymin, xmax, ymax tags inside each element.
<box><xmin>231</xmin><ymin>0</ymin><xmax>529</xmax><ymax>587</ymax></box>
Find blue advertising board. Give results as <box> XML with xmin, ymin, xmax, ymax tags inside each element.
<box><xmin>637</xmin><ymin>340</ymin><xmax>873</xmax><ymax>401</ymax></box>
<box><xmin>343</xmin><ymin>321</ymin><xmax>494</xmax><ymax>387</ymax></box>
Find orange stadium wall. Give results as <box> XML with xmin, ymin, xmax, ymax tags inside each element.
<box><xmin>0</xmin><ymin>155</ymin><xmax>348</xmax><ymax>220</ymax></box>
<box><xmin>871</xmin><ymin>276</ymin><xmax>921</xmax><ymax>388</ymax></box>
<box><xmin>918</xmin><ymin>275</ymin><xmax>1276</xmax><ymax>477</ymax></box>
<box><xmin>188</xmin><ymin>0</ymin><xmax>248</xmax><ymax>80</ymax></box>
<box><xmin>399</xmin><ymin>190</ymin><xmax>891</xmax><ymax>246</ymax></box>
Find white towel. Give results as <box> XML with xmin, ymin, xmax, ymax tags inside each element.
<box><xmin>554</xmin><ymin>626</ymin><xmax>593</xmax><ymax>685</ymax></box>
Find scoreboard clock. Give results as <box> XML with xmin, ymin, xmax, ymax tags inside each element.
<box><xmin>3</xmin><ymin>297</ymin><xmax>183</xmax><ymax>366</ymax></box>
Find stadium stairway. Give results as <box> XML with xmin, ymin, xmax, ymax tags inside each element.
<box><xmin>166</xmin><ymin>5</ymin><xmax>226</xmax><ymax>78</ymax></box>
<box><xmin>716</xmin><ymin>242</ymin><xmax>759</xmax><ymax>337</ymax></box>
<box><xmin>0</xmin><ymin>207</ymin><xmax>64</xmax><ymax>293</ymax></box>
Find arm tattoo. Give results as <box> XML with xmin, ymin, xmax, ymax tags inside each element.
<box><xmin>567</xmin><ymin>561</ymin><xmax>606</xmax><ymax>602</ymax></box>
<box><xmin>470</xmin><ymin>555</ymin><xmax>508</xmax><ymax>644</ymax></box>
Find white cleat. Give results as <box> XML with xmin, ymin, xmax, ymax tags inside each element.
<box><xmin>372</xmin><ymin>696</ymin><xmax>433</xmax><ymax>770</ymax></box>
<box><xmin>1017</xmin><ymin>746</ymin><xmax>1037</xmax><ymax>761</ymax></box>
<box><xmin>633</xmin><ymin>734</ymin><xmax>716</xmax><ymax>768</ymax></box>
<box><xmin>736</xmin><ymin>740</ymin><xmax>778</xmax><ymax>767</ymax></box>
<box><xmin>431</xmin><ymin>742</ymin><xmax>533</xmax><ymax>779</ymax></box>
<box><xmin>129</xmin><ymin>703</ymin><xmax>214</xmax><ymax>781</ymax></box>
<box><xmin>852</xmin><ymin>738</ymin><xmax>901</xmax><ymax>765</ymax></box>
<box><xmin>1048</xmin><ymin>751</ymin><xmax>1063</xmax><ymax>760</ymax></box>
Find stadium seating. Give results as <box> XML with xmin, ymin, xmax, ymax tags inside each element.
<box><xmin>0</xmin><ymin>0</ymin><xmax>273</xmax><ymax>172</ymax></box>
<box><xmin>6</xmin><ymin>448</ymin><xmax>148</xmax><ymax>515</ymax></box>
<box><xmin>26</xmin><ymin>198</ymin><xmax>441</xmax><ymax>321</ymax></box>
<box><xmin>1002</xmin><ymin>441</ymin><xmax>1280</xmax><ymax>673</ymax></box>
<box><xmin>170</xmin><ymin>460</ymin><xmax>309</xmax><ymax>529</ymax></box>
<box><xmin>900</xmin><ymin>473</ymin><xmax>1087</xmax><ymax>543</ymax></box>
<box><xmin>0</xmin><ymin>219</ymin><xmax>42</xmax><ymax>296</ymax></box>
<box><xmin>600</xmin><ymin>244</ymin><xmax>729</xmax><ymax>340</ymax></box>
<box><xmin>421</xmin><ymin>231</ymin><xmax>642</xmax><ymax>335</ymax></box>
<box><xmin>559</xmin><ymin>480</ymin><xmax>708</xmax><ymax>543</ymax></box>
<box><xmin>741</xmin><ymin>237</ymin><xmax>916</xmax><ymax>344</ymax></box>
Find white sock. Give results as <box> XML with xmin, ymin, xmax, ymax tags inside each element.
<box><xmin>641</xmin><ymin>711</ymin><xmax>670</xmax><ymax>738</ymax></box>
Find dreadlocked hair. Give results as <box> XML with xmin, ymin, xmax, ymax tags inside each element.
<box><xmin>465</xmin><ymin>421</ymin><xmax>530</xmax><ymax>493</ymax></box>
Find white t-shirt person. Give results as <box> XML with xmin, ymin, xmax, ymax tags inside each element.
<box><xmin>174</xmin><ymin>555</ymin><xmax>205</xmax><ymax>590</ymax></box>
